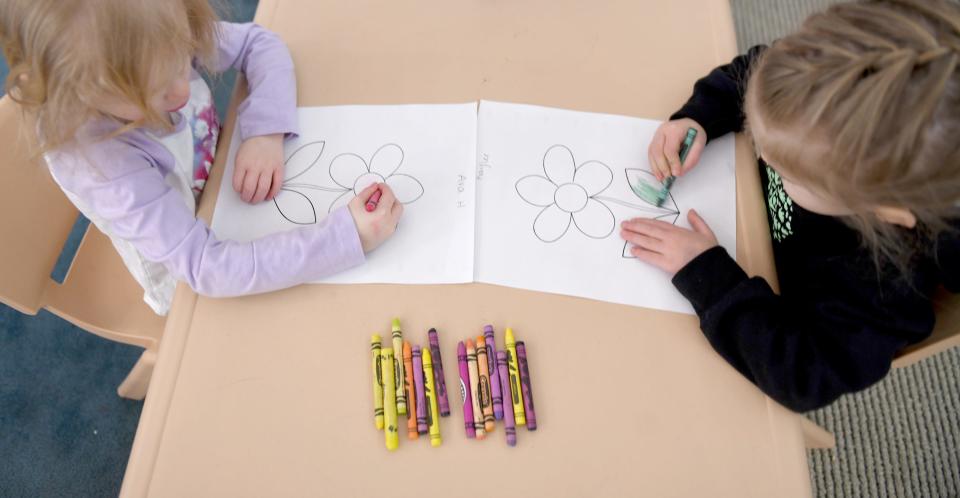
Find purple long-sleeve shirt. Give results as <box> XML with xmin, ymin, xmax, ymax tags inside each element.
<box><xmin>45</xmin><ymin>22</ymin><xmax>365</xmax><ymax>314</ymax></box>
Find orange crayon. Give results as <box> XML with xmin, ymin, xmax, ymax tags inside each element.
<box><xmin>475</xmin><ymin>335</ymin><xmax>495</xmax><ymax>433</ymax></box>
<box><xmin>466</xmin><ymin>339</ymin><xmax>485</xmax><ymax>440</ymax></box>
<box><xmin>403</xmin><ymin>341</ymin><xmax>418</xmax><ymax>440</ymax></box>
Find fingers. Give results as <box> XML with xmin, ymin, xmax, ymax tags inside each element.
<box><xmin>621</xmin><ymin>217</ymin><xmax>672</xmax><ymax>236</ymax></box>
<box><xmin>376</xmin><ymin>184</ymin><xmax>398</xmax><ymax>210</ymax></box>
<box><xmin>241</xmin><ymin>169</ymin><xmax>259</xmax><ymax>203</ymax></box>
<box><xmin>680</xmin><ymin>134</ymin><xmax>708</xmax><ymax>175</ymax></box>
<box><xmin>650</xmin><ymin>131</ymin><xmax>671</xmax><ymax>181</ymax></box>
<box><xmin>389</xmin><ymin>200</ymin><xmax>404</xmax><ymax>225</ymax></box>
<box><xmin>688</xmin><ymin>209</ymin><xmax>717</xmax><ymax>239</ymax></box>
<box><xmin>631</xmin><ymin>245</ymin><xmax>670</xmax><ymax>268</ymax></box>
<box><xmin>356</xmin><ymin>182</ymin><xmax>379</xmax><ymax>200</ymax></box>
<box><xmin>662</xmin><ymin>127</ymin><xmax>683</xmax><ymax>177</ymax></box>
<box><xmin>620</xmin><ymin>228</ymin><xmax>664</xmax><ymax>252</ymax></box>
<box><xmin>252</xmin><ymin>172</ymin><xmax>272</xmax><ymax>204</ymax></box>
<box><xmin>233</xmin><ymin>168</ymin><xmax>246</xmax><ymax>194</ymax></box>
<box><xmin>268</xmin><ymin>167</ymin><xmax>283</xmax><ymax>201</ymax></box>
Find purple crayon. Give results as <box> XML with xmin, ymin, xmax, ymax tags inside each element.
<box><xmin>483</xmin><ymin>325</ymin><xmax>504</xmax><ymax>421</ymax></box>
<box><xmin>516</xmin><ymin>341</ymin><xmax>537</xmax><ymax>431</ymax></box>
<box><xmin>412</xmin><ymin>346</ymin><xmax>429</xmax><ymax>434</ymax></box>
<box><xmin>496</xmin><ymin>351</ymin><xmax>517</xmax><ymax>446</ymax></box>
<box><xmin>428</xmin><ymin>328</ymin><xmax>451</xmax><ymax>417</ymax></box>
<box><xmin>457</xmin><ymin>341</ymin><xmax>476</xmax><ymax>438</ymax></box>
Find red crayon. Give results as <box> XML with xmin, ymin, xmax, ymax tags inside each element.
<box><xmin>365</xmin><ymin>186</ymin><xmax>383</xmax><ymax>212</ymax></box>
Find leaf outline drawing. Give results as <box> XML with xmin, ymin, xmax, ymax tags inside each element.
<box><xmin>619</xmin><ymin>168</ymin><xmax>681</xmax><ymax>258</ymax></box>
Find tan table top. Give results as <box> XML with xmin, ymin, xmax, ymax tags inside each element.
<box><xmin>121</xmin><ymin>1</ymin><xmax>810</xmax><ymax>496</ymax></box>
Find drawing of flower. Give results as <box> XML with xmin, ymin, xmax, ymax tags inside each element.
<box><xmin>325</xmin><ymin>143</ymin><xmax>424</xmax><ymax>212</ymax></box>
<box><xmin>271</xmin><ymin>142</ymin><xmax>425</xmax><ymax>225</ymax></box>
<box><xmin>515</xmin><ymin>145</ymin><xmax>616</xmax><ymax>242</ymax></box>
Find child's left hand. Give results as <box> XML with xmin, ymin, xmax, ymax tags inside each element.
<box><xmin>620</xmin><ymin>209</ymin><xmax>719</xmax><ymax>276</ymax></box>
<box><xmin>233</xmin><ymin>134</ymin><xmax>285</xmax><ymax>204</ymax></box>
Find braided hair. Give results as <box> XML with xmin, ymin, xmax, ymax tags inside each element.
<box><xmin>745</xmin><ymin>0</ymin><xmax>960</xmax><ymax>269</ymax></box>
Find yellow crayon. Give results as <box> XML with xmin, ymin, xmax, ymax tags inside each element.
<box><xmin>381</xmin><ymin>348</ymin><xmax>399</xmax><ymax>451</ymax></box>
<box><xmin>476</xmin><ymin>335</ymin><xmax>495</xmax><ymax>433</ymax></box>
<box><xmin>466</xmin><ymin>339</ymin><xmax>485</xmax><ymax>440</ymax></box>
<box><xmin>371</xmin><ymin>335</ymin><xmax>384</xmax><ymax>430</ymax></box>
<box><xmin>422</xmin><ymin>348</ymin><xmax>443</xmax><ymax>447</ymax></box>
<box><xmin>391</xmin><ymin>319</ymin><xmax>407</xmax><ymax>416</ymax></box>
<box><xmin>505</xmin><ymin>328</ymin><xmax>526</xmax><ymax>426</ymax></box>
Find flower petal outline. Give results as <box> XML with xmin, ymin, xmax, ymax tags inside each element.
<box><xmin>572</xmin><ymin>198</ymin><xmax>615</xmax><ymax>239</ymax></box>
<box><xmin>329</xmin><ymin>153</ymin><xmax>368</xmax><ymax>189</ymax></box>
<box><xmin>385</xmin><ymin>173</ymin><xmax>424</xmax><ymax>204</ymax></box>
<box><xmin>515</xmin><ymin>175</ymin><xmax>557</xmax><ymax>207</ymax></box>
<box><xmin>369</xmin><ymin>143</ymin><xmax>404</xmax><ymax>178</ymax></box>
<box><xmin>575</xmin><ymin>160</ymin><xmax>613</xmax><ymax>197</ymax></box>
<box><xmin>543</xmin><ymin>144</ymin><xmax>576</xmax><ymax>185</ymax></box>
<box><xmin>533</xmin><ymin>204</ymin><xmax>573</xmax><ymax>243</ymax></box>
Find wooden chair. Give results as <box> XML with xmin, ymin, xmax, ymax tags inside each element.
<box><xmin>801</xmin><ymin>301</ymin><xmax>960</xmax><ymax>449</ymax></box>
<box><xmin>0</xmin><ymin>95</ymin><xmax>165</xmax><ymax>400</ymax></box>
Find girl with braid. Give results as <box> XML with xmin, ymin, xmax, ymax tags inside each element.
<box><xmin>621</xmin><ymin>0</ymin><xmax>960</xmax><ymax>411</ymax></box>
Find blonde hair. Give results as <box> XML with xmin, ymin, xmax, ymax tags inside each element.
<box><xmin>0</xmin><ymin>0</ymin><xmax>220</xmax><ymax>150</ymax></box>
<box><xmin>745</xmin><ymin>0</ymin><xmax>960</xmax><ymax>266</ymax></box>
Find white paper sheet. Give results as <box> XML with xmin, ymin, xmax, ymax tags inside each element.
<box><xmin>211</xmin><ymin>101</ymin><xmax>736</xmax><ymax>313</ymax></box>
<box><xmin>474</xmin><ymin>101</ymin><xmax>736</xmax><ymax>314</ymax></box>
<box><xmin>211</xmin><ymin>103</ymin><xmax>478</xmax><ymax>284</ymax></box>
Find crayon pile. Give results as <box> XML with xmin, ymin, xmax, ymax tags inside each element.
<box><xmin>457</xmin><ymin>325</ymin><xmax>536</xmax><ymax>447</ymax></box>
<box><xmin>370</xmin><ymin>318</ymin><xmax>450</xmax><ymax>451</ymax></box>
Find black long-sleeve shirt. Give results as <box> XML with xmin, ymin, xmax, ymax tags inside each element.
<box><xmin>669</xmin><ymin>46</ymin><xmax>960</xmax><ymax>412</ymax></box>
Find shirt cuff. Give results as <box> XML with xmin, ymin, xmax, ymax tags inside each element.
<box><xmin>323</xmin><ymin>206</ymin><xmax>366</xmax><ymax>273</ymax></box>
<box><xmin>672</xmin><ymin>246</ymin><xmax>748</xmax><ymax>316</ymax></box>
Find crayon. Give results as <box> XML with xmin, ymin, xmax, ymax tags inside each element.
<box><xmin>371</xmin><ymin>335</ymin><xmax>384</xmax><ymax>430</ymax></box>
<box><xmin>516</xmin><ymin>341</ymin><xmax>537</xmax><ymax>431</ymax></box>
<box><xmin>365</xmin><ymin>187</ymin><xmax>383</xmax><ymax>212</ymax></box>
<box><xmin>381</xmin><ymin>348</ymin><xmax>399</xmax><ymax>451</ymax></box>
<box><xmin>484</xmin><ymin>325</ymin><xmax>504</xmax><ymax>421</ymax></box>
<box><xmin>391</xmin><ymin>319</ymin><xmax>407</xmax><ymax>416</ymax></box>
<box><xmin>428</xmin><ymin>328</ymin><xmax>451</xmax><ymax>417</ymax></box>
<box><xmin>413</xmin><ymin>346</ymin><xmax>428</xmax><ymax>435</ymax></box>
<box><xmin>505</xmin><ymin>328</ymin><xmax>526</xmax><ymax>426</ymax></box>
<box><xmin>423</xmin><ymin>348</ymin><xmax>442</xmax><ymax>447</ymax></box>
<box><xmin>457</xmin><ymin>341</ymin><xmax>476</xmax><ymax>438</ymax></box>
<box><xmin>403</xmin><ymin>341</ymin><xmax>418</xmax><ymax>440</ymax></box>
<box><xmin>496</xmin><ymin>351</ymin><xmax>517</xmax><ymax>446</ymax></box>
<box><xmin>476</xmin><ymin>335</ymin><xmax>495</xmax><ymax>433</ymax></box>
<box><xmin>466</xmin><ymin>339</ymin><xmax>485</xmax><ymax>439</ymax></box>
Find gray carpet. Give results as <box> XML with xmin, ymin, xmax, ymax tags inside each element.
<box><xmin>731</xmin><ymin>1</ymin><xmax>960</xmax><ymax>496</ymax></box>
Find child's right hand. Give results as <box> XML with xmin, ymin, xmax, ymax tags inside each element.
<box><xmin>348</xmin><ymin>183</ymin><xmax>404</xmax><ymax>253</ymax></box>
<box><xmin>648</xmin><ymin>118</ymin><xmax>707</xmax><ymax>181</ymax></box>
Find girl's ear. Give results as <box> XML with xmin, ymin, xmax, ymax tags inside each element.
<box><xmin>873</xmin><ymin>206</ymin><xmax>917</xmax><ymax>228</ymax></box>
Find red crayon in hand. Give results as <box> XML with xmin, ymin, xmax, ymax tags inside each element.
<box><xmin>364</xmin><ymin>186</ymin><xmax>383</xmax><ymax>212</ymax></box>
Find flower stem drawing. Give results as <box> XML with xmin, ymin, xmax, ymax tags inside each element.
<box><xmin>272</xmin><ymin>142</ymin><xmax>425</xmax><ymax>225</ymax></box>
<box><xmin>514</xmin><ymin>144</ymin><xmax>681</xmax><ymax>255</ymax></box>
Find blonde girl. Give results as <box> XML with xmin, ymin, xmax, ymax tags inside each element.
<box><xmin>1</xmin><ymin>0</ymin><xmax>402</xmax><ymax>315</ymax></box>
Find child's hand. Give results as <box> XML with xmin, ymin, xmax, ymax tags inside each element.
<box><xmin>648</xmin><ymin>118</ymin><xmax>707</xmax><ymax>181</ymax></box>
<box><xmin>348</xmin><ymin>183</ymin><xmax>404</xmax><ymax>253</ymax></box>
<box><xmin>233</xmin><ymin>134</ymin><xmax>285</xmax><ymax>204</ymax></box>
<box><xmin>620</xmin><ymin>209</ymin><xmax>718</xmax><ymax>275</ymax></box>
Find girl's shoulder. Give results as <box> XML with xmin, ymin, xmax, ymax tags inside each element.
<box><xmin>45</xmin><ymin>119</ymin><xmax>169</xmax><ymax>186</ymax></box>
